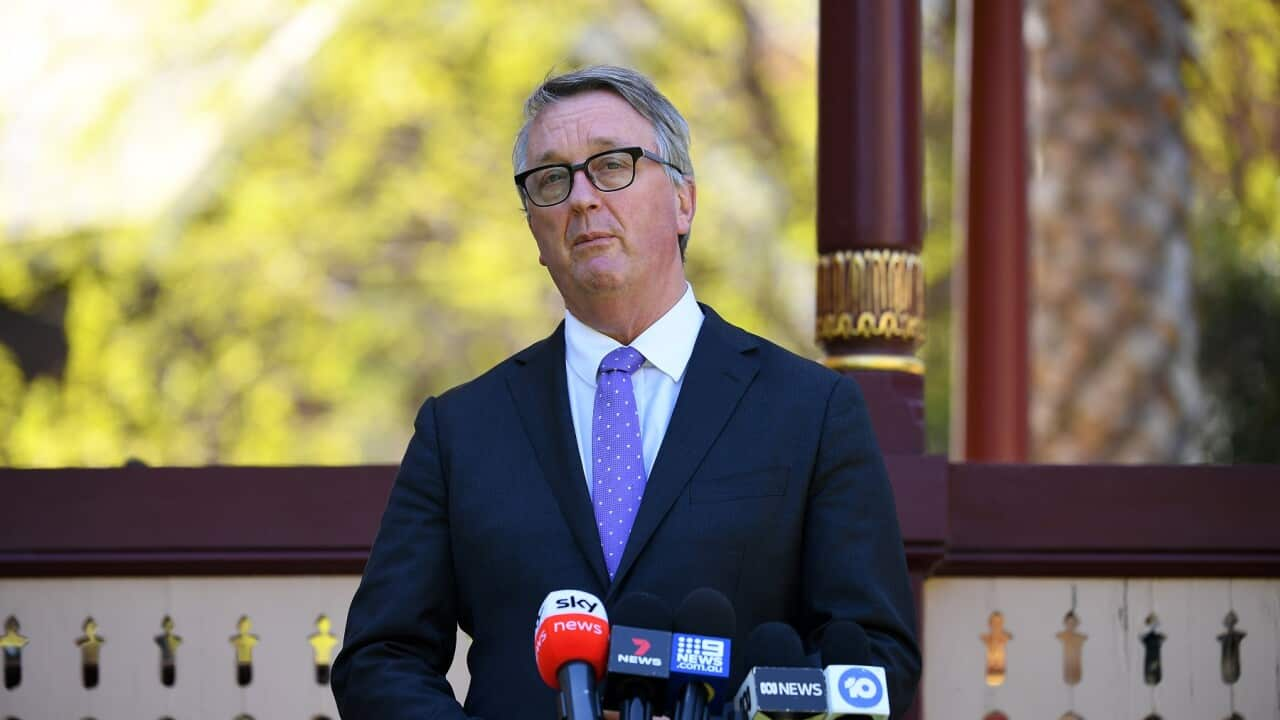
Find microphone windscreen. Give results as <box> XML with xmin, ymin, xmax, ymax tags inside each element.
<box><xmin>533</xmin><ymin>589</ymin><xmax>610</xmax><ymax>689</ymax></box>
<box><xmin>673</xmin><ymin>587</ymin><xmax>736</xmax><ymax>638</ymax></box>
<box><xmin>611</xmin><ymin>592</ymin><xmax>673</xmax><ymax>630</ymax></box>
<box><xmin>743</xmin><ymin>622</ymin><xmax>809</xmax><ymax>669</ymax></box>
<box><xmin>818</xmin><ymin>620</ymin><xmax>873</xmax><ymax>666</ymax></box>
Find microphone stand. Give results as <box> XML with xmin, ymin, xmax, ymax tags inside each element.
<box><xmin>619</xmin><ymin>694</ymin><xmax>652</xmax><ymax>720</ymax></box>
<box><xmin>556</xmin><ymin>661</ymin><xmax>602</xmax><ymax>720</ymax></box>
<box><xmin>675</xmin><ymin>682</ymin><xmax>708</xmax><ymax>720</ymax></box>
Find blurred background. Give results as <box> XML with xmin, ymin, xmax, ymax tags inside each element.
<box><xmin>0</xmin><ymin>0</ymin><xmax>1276</xmax><ymax>467</ymax></box>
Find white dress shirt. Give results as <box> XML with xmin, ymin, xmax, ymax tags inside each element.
<box><xmin>564</xmin><ymin>284</ymin><xmax>705</xmax><ymax>497</ymax></box>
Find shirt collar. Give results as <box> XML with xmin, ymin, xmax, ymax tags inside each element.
<box><xmin>564</xmin><ymin>284</ymin><xmax>704</xmax><ymax>385</ymax></box>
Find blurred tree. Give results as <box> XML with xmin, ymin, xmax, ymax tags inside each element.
<box><xmin>921</xmin><ymin>0</ymin><xmax>957</xmax><ymax>454</ymax></box>
<box><xmin>9</xmin><ymin>0</ymin><xmax>1269</xmax><ymax>467</ymax></box>
<box><xmin>1025</xmin><ymin>0</ymin><xmax>1205</xmax><ymax>462</ymax></box>
<box><xmin>0</xmin><ymin>0</ymin><xmax>828</xmax><ymax>466</ymax></box>
<box><xmin>1184</xmin><ymin>0</ymin><xmax>1280</xmax><ymax>462</ymax></box>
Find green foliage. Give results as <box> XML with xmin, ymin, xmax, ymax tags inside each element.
<box><xmin>920</xmin><ymin>0</ymin><xmax>956</xmax><ymax>454</ymax></box>
<box><xmin>1184</xmin><ymin>0</ymin><xmax>1280</xmax><ymax>461</ymax></box>
<box><xmin>0</xmin><ymin>0</ymin><xmax>829</xmax><ymax>466</ymax></box>
<box><xmin>16</xmin><ymin>0</ymin><xmax>1271</xmax><ymax>467</ymax></box>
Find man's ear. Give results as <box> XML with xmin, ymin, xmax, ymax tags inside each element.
<box><xmin>523</xmin><ymin>204</ymin><xmax>549</xmax><ymax>267</ymax></box>
<box><xmin>675</xmin><ymin>178</ymin><xmax>696</xmax><ymax>237</ymax></box>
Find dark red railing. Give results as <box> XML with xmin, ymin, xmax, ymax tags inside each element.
<box><xmin>4</xmin><ymin>460</ymin><xmax>1276</xmax><ymax>578</ymax></box>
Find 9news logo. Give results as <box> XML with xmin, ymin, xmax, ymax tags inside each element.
<box><xmin>672</xmin><ymin>634</ymin><xmax>728</xmax><ymax>675</ymax></box>
<box><xmin>837</xmin><ymin>667</ymin><xmax>884</xmax><ymax>708</ymax></box>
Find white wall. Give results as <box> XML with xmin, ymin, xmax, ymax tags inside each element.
<box><xmin>924</xmin><ymin>578</ymin><xmax>1280</xmax><ymax>720</ymax></box>
<box><xmin>0</xmin><ymin>576</ymin><xmax>472</xmax><ymax>720</ymax></box>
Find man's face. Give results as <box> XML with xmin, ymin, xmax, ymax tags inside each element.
<box><xmin>522</xmin><ymin>91</ymin><xmax>695</xmax><ymax>314</ymax></box>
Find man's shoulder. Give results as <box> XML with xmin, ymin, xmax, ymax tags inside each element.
<box><xmin>701</xmin><ymin>306</ymin><xmax>844</xmax><ymax>391</ymax></box>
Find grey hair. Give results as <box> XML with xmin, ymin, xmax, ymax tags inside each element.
<box><xmin>513</xmin><ymin>66</ymin><xmax>695</xmax><ymax>254</ymax></box>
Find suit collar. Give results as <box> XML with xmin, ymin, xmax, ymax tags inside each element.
<box><xmin>508</xmin><ymin>323</ymin><xmax>611</xmax><ymax>592</ymax></box>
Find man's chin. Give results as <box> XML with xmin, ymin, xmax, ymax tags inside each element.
<box><xmin>570</xmin><ymin>260</ymin><xmax>629</xmax><ymax>293</ymax></box>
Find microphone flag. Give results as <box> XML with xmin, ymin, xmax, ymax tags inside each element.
<box><xmin>670</xmin><ymin>632</ymin><xmax>731</xmax><ymax>680</ymax></box>
<box><xmin>734</xmin><ymin>666</ymin><xmax>828</xmax><ymax>719</ymax></box>
<box><xmin>823</xmin><ymin>665</ymin><xmax>890</xmax><ymax>720</ymax></box>
<box><xmin>533</xmin><ymin>589</ymin><xmax>610</xmax><ymax>689</ymax></box>
<box><xmin>607</xmin><ymin>626</ymin><xmax>672</xmax><ymax>679</ymax></box>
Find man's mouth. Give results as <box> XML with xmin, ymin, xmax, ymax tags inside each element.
<box><xmin>572</xmin><ymin>231</ymin><xmax>616</xmax><ymax>248</ymax></box>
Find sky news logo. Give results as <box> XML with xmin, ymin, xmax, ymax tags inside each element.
<box><xmin>672</xmin><ymin>634</ymin><xmax>729</xmax><ymax>676</ymax></box>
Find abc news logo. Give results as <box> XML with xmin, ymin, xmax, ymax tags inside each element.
<box><xmin>673</xmin><ymin>635</ymin><xmax>727</xmax><ymax>674</ymax></box>
<box><xmin>758</xmin><ymin>680</ymin><xmax>825</xmax><ymax>697</ymax></box>
<box><xmin>740</xmin><ymin>668</ymin><xmax>829</xmax><ymax>715</ymax></box>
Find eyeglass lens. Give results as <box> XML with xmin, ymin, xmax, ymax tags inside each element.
<box><xmin>524</xmin><ymin>151</ymin><xmax>637</xmax><ymax>206</ymax></box>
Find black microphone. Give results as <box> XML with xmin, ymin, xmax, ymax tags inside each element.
<box><xmin>818</xmin><ymin>621</ymin><xmax>888</xmax><ymax>720</ymax></box>
<box><xmin>669</xmin><ymin>588</ymin><xmax>736</xmax><ymax>720</ymax></box>
<box><xmin>732</xmin><ymin>622</ymin><xmax>827</xmax><ymax>720</ymax></box>
<box><xmin>603</xmin><ymin>592</ymin><xmax>674</xmax><ymax>720</ymax></box>
<box><xmin>816</xmin><ymin>621</ymin><xmax>871</xmax><ymax>667</ymax></box>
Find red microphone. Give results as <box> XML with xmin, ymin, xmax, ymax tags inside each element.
<box><xmin>533</xmin><ymin>589</ymin><xmax>610</xmax><ymax>720</ymax></box>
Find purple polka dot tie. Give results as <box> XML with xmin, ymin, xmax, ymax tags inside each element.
<box><xmin>592</xmin><ymin>346</ymin><xmax>647</xmax><ymax>579</ymax></box>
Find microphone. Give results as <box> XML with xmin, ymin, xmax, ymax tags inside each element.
<box><xmin>819</xmin><ymin>621</ymin><xmax>889</xmax><ymax>720</ymax></box>
<box><xmin>669</xmin><ymin>588</ymin><xmax>736</xmax><ymax>720</ymax></box>
<box><xmin>534</xmin><ymin>589</ymin><xmax>610</xmax><ymax>720</ymax></box>
<box><xmin>732</xmin><ymin>622</ymin><xmax>827</xmax><ymax>720</ymax></box>
<box><xmin>603</xmin><ymin>592</ymin><xmax>674</xmax><ymax>720</ymax></box>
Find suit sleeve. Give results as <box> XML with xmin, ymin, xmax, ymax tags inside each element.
<box><xmin>802</xmin><ymin>375</ymin><xmax>922</xmax><ymax>717</ymax></box>
<box><xmin>332</xmin><ymin>397</ymin><xmax>475</xmax><ymax>720</ymax></box>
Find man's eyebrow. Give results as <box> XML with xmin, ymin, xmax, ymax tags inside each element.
<box><xmin>532</xmin><ymin>137</ymin><xmax>632</xmax><ymax>165</ymax></box>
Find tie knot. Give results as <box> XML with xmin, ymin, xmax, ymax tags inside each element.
<box><xmin>599</xmin><ymin>346</ymin><xmax>645</xmax><ymax>375</ymax></box>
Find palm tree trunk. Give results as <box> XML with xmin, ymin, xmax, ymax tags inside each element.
<box><xmin>1026</xmin><ymin>0</ymin><xmax>1204</xmax><ymax>461</ymax></box>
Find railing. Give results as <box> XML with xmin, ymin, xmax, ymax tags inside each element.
<box><xmin>2</xmin><ymin>461</ymin><xmax>1277</xmax><ymax>719</ymax></box>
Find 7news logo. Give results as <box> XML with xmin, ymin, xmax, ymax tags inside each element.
<box><xmin>615</xmin><ymin>636</ymin><xmax>663</xmax><ymax>667</ymax></box>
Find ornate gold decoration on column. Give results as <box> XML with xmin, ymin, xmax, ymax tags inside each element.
<box><xmin>816</xmin><ymin>249</ymin><xmax>925</xmax><ymax>343</ymax></box>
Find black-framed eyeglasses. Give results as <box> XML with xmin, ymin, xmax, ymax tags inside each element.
<box><xmin>514</xmin><ymin>146</ymin><xmax>686</xmax><ymax>207</ymax></box>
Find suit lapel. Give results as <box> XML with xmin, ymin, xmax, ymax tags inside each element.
<box><xmin>607</xmin><ymin>307</ymin><xmax>760</xmax><ymax>598</ymax></box>
<box><xmin>507</xmin><ymin>324</ymin><xmax>610</xmax><ymax>591</ymax></box>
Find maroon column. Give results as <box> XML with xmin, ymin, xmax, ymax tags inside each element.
<box><xmin>957</xmin><ymin>0</ymin><xmax>1029</xmax><ymax>461</ymax></box>
<box><xmin>817</xmin><ymin>0</ymin><xmax>925</xmax><ymax>454</ymax></box>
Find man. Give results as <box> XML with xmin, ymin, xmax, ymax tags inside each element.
<box><xmin>332</xmin><ymin>66</ymin><xmax>919</xmax><ymax>719</ymax></box>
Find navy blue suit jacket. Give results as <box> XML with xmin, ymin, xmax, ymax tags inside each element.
<box><xmin>332</xmin><ymin>306</ymin><xmax>920</xmax><ymax>719</ymax></box>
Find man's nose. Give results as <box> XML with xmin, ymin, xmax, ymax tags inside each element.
<box><xmin>565</xmin><ymin>167</ymin><xmax>602</xmax><ymax>210</ymax></box>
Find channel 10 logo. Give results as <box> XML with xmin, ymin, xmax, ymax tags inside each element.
<box><xmin>837</xmin><ymin>666</ymin><xmax>884</xmax><ymax>708</ymax></box>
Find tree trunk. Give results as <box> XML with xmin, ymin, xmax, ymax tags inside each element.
<box><xmin>1026</xmin><ymin>0</ymin><xmax>1204</xmax><ymax>462</ymax></box>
